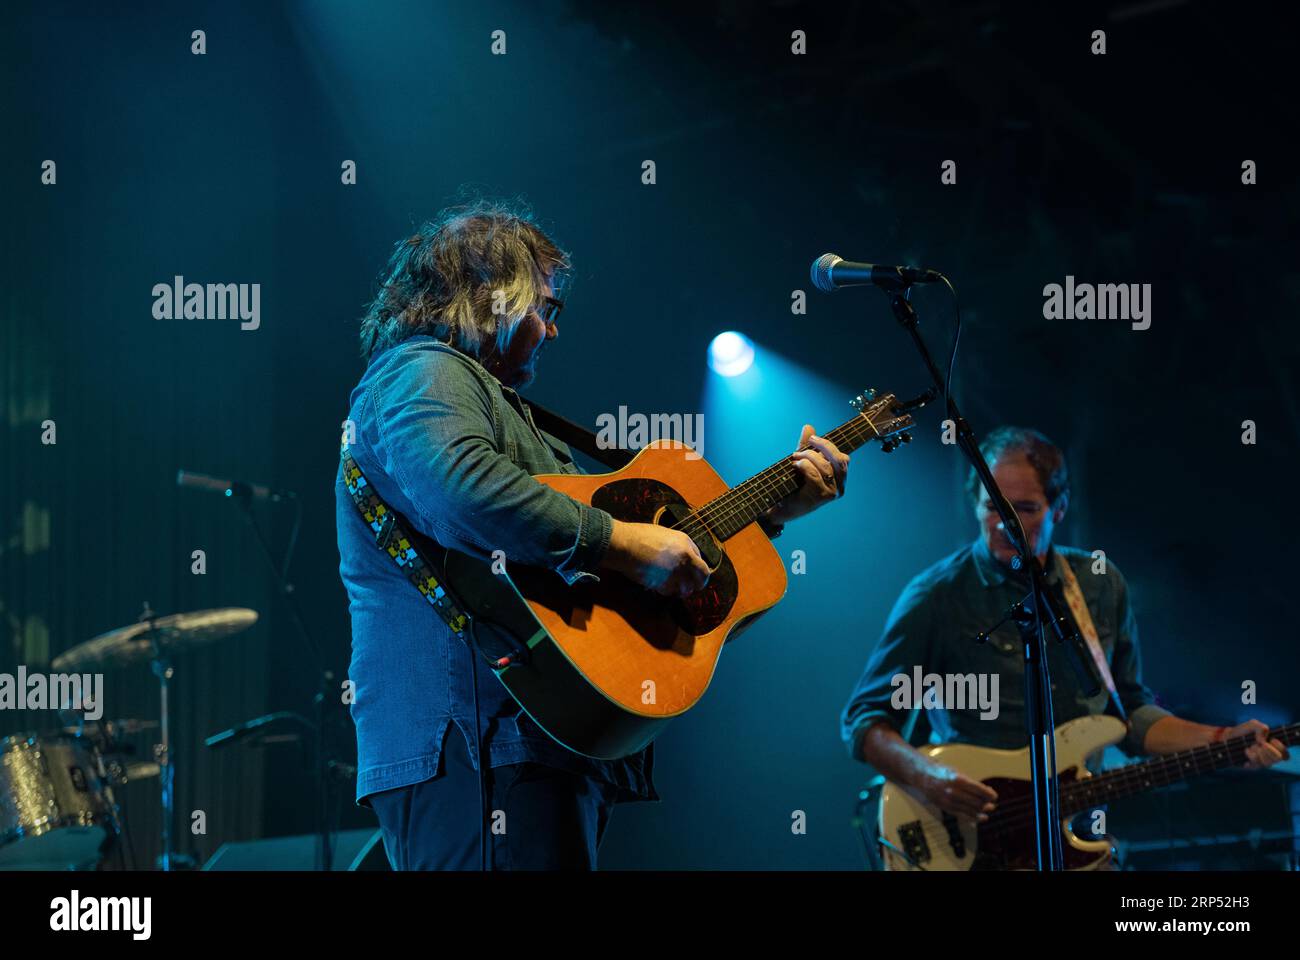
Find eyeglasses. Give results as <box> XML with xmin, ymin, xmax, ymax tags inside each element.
<box><xmin>537</xmin><ymin>296</ymin><xmax>565</xmax><ymax>326</ymax></box>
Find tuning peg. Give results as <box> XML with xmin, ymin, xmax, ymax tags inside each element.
<box><xmin>850</xmin><ymin>395</ymin><xmax>863</xmax><ymax>411</ymax></box>
<box><xmin>880</xmin><ymin>439</ymin><xmax>897</xmax><ymax>453</ymax></box>
<box><xmin>862</xmin><ymin>387</ymin><xmax>877</xmax><ymax>402</ymax></box>
<box><xmin>899</xmin><ymin>432</ymin><xmax>913</xmax><ymax>444</ymax></box>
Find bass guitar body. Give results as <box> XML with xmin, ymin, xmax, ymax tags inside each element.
<box><xmin>878</xmin><ymin>715</ymin><xmax>1123</xmax><ymax>871</ymax></box>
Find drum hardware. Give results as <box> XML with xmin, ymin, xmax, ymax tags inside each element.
<box><xmin>43</xmin><ymin>604</ymin><xmax>259</xmax><ymax>871</ymax></box>
<box><xmin>0</xmin><ymin>731</ymin><xmax>121</xmax><ymax>870</ymax></box>
<box><xmin>62</xmin><ymin>718</ymin><xmax>160</xmax><ymax>739</ymax></box>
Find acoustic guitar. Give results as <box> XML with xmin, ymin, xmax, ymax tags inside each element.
<box><xmin>439</xmin><ymin>389</ymin><xmax>915</xmax><ymax>759</ymax></box>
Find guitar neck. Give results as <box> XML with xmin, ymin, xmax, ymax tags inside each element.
<box><xmin>696</xmin><ymin>412</ymin><xmax>888</xmax><ymax>541</ymax></box>
<box><xmin>1061</xmin><ymin>720</ymin><xmax>1300</xmax><ymax>814</ymax></box>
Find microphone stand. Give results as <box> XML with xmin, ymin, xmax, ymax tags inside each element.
<box><xmin>881</xmin><ymin>281</ymin><xmax>1067</xmax><ymax>870</ymax></box>
<box><xmin>229</xmin><ymin>488</ymin><xmax>338</xmax><ymax>872</ymax></box>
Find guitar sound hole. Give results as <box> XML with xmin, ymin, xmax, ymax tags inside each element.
<box><xmin>591</xmin><ymin>478</ymin><xmax>738</xmax><ymax>634</ymax></box>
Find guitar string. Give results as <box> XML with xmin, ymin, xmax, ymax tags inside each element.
<box><xmin>722</xmin><ymin>418</ymin><xmax>876</xmax><ymax>521</ymax></box>
<box><xmin>680</xmin><ymin>413</ymin><xmax>877</xmax><ymax>532</ymax></box>
<box><xmin>669</xmin><ymin>416</ymin><xmax>880</xmax><ymax>540</ymax></box>
<box><xmin>1025</xmin><ymin>723</ymin><xmax>1296</xmax><ymax>813</ymax></box>
<box><xmin>987</xmin><ymin>744</ymin><xmax>1250</xmax><ymax>830</ymax></box>
<box><xmin>965</xmin><ymin>724</ymin><xmax>1298</xmax><ymax>834</ymax></box>
<box><xmin>671</xmin><ymin>418</ymin><xmax>869</xmax><ymax>537</ymax></box>
<box><xmin>924</xmin><ymin>728</ymin><xmax>1298</xmax><ymax>861</ymax></box>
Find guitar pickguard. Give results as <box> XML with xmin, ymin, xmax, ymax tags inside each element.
<box><xmin>971</xmin><ymin>772</ymin><xmax>1100</xmax><ymax>870</ymax></box>
<box><xmin>591</xmin><ymin>478</ymin><xmax>739</xmax><ymax>635</ymax></box>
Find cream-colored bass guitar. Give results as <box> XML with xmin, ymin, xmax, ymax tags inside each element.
<box><xmin>878</xmin><ymin>714</ymin><xmax>1298</xmax><ymax>870</ymax></box>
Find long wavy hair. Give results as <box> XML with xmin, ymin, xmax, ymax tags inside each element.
<box><xmin>358</xmin><ymin>198</ymin><xmax>570</xmax><ymax>365</ymax></box>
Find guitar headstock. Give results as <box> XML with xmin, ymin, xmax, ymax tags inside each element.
<box><xmin>850</xmin><ymin>387</ymin><xmax>915</xmax><ymax>453</ymax></box>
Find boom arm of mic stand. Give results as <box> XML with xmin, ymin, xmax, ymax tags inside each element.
<box><xmin>881</xmin><ymin>285</ymin><xmax>1068</xmax><ymax>871</ymax></box>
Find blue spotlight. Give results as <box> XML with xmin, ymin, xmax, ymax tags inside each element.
<box><xmin>708</xmin><ymin>331</ymin><xmax>755</xmax><ymax>377</ymax></box>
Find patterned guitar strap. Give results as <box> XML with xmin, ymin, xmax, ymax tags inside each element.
<box><xmin>340</xmin><ymin>442</ymin><xmax>470</xmax><ymax>640</ymax></box>
<box><xmin>338</xmin><ymin>396</ymin><xmax>619</xmax><ymax>668</ymax></box>
<box><xmin>1054</xmin><ymin>552</ymin><xmax>1128</xmax><ymax>726</ymax></box>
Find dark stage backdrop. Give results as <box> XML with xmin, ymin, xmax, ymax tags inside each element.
<box><xmin>3</xmin><ymin>0</ymin><xmax>1297</xmax><ymax>869</ymax></box>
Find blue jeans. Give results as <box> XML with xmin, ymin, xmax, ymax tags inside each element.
<box><xmin>368</xmin><ymin>724</ymin><xmax>620</xmax><ymax>870</ymax></box>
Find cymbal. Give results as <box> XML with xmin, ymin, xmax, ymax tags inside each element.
<box><xmin>52</xmin><ymin>608</ymin><xmax>259</xmax><ymax>671</ymax></box>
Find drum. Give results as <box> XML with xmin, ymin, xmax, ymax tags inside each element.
<box><xmin>0</xmin><ymin>732</ymin><xmax>118</xmax><ymax>870</ymax></box>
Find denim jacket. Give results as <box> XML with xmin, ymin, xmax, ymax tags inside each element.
<box><xmin>335</xmin><ymin>336</ymin><xmax>656</xmax><ymax>805</ymax></box>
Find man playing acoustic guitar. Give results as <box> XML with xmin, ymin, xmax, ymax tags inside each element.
<box><xmin>337</xmin><ymin>201</ymin><xmax>849</xmax><ymax>870</ymax></box>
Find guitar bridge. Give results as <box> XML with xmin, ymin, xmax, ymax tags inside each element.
<box><xmin>897</xmin><ymin>820</ymin><xmax>931</xmax><ymax>866</ymax></box>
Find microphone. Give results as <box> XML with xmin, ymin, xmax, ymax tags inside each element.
<box><xmin>205</xmin><ymin>711</ymin><xmax>312</xmax><ymax>750</ymax></box>
<box><xmin>810</xmin><ymin>253</ymin><xmax>944</xmax><ymax>292</ymax></box>
<box><xmin>177</xmin><ymin>469</ymin><xmax>296</xmax><ymax>502</ymax></box>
